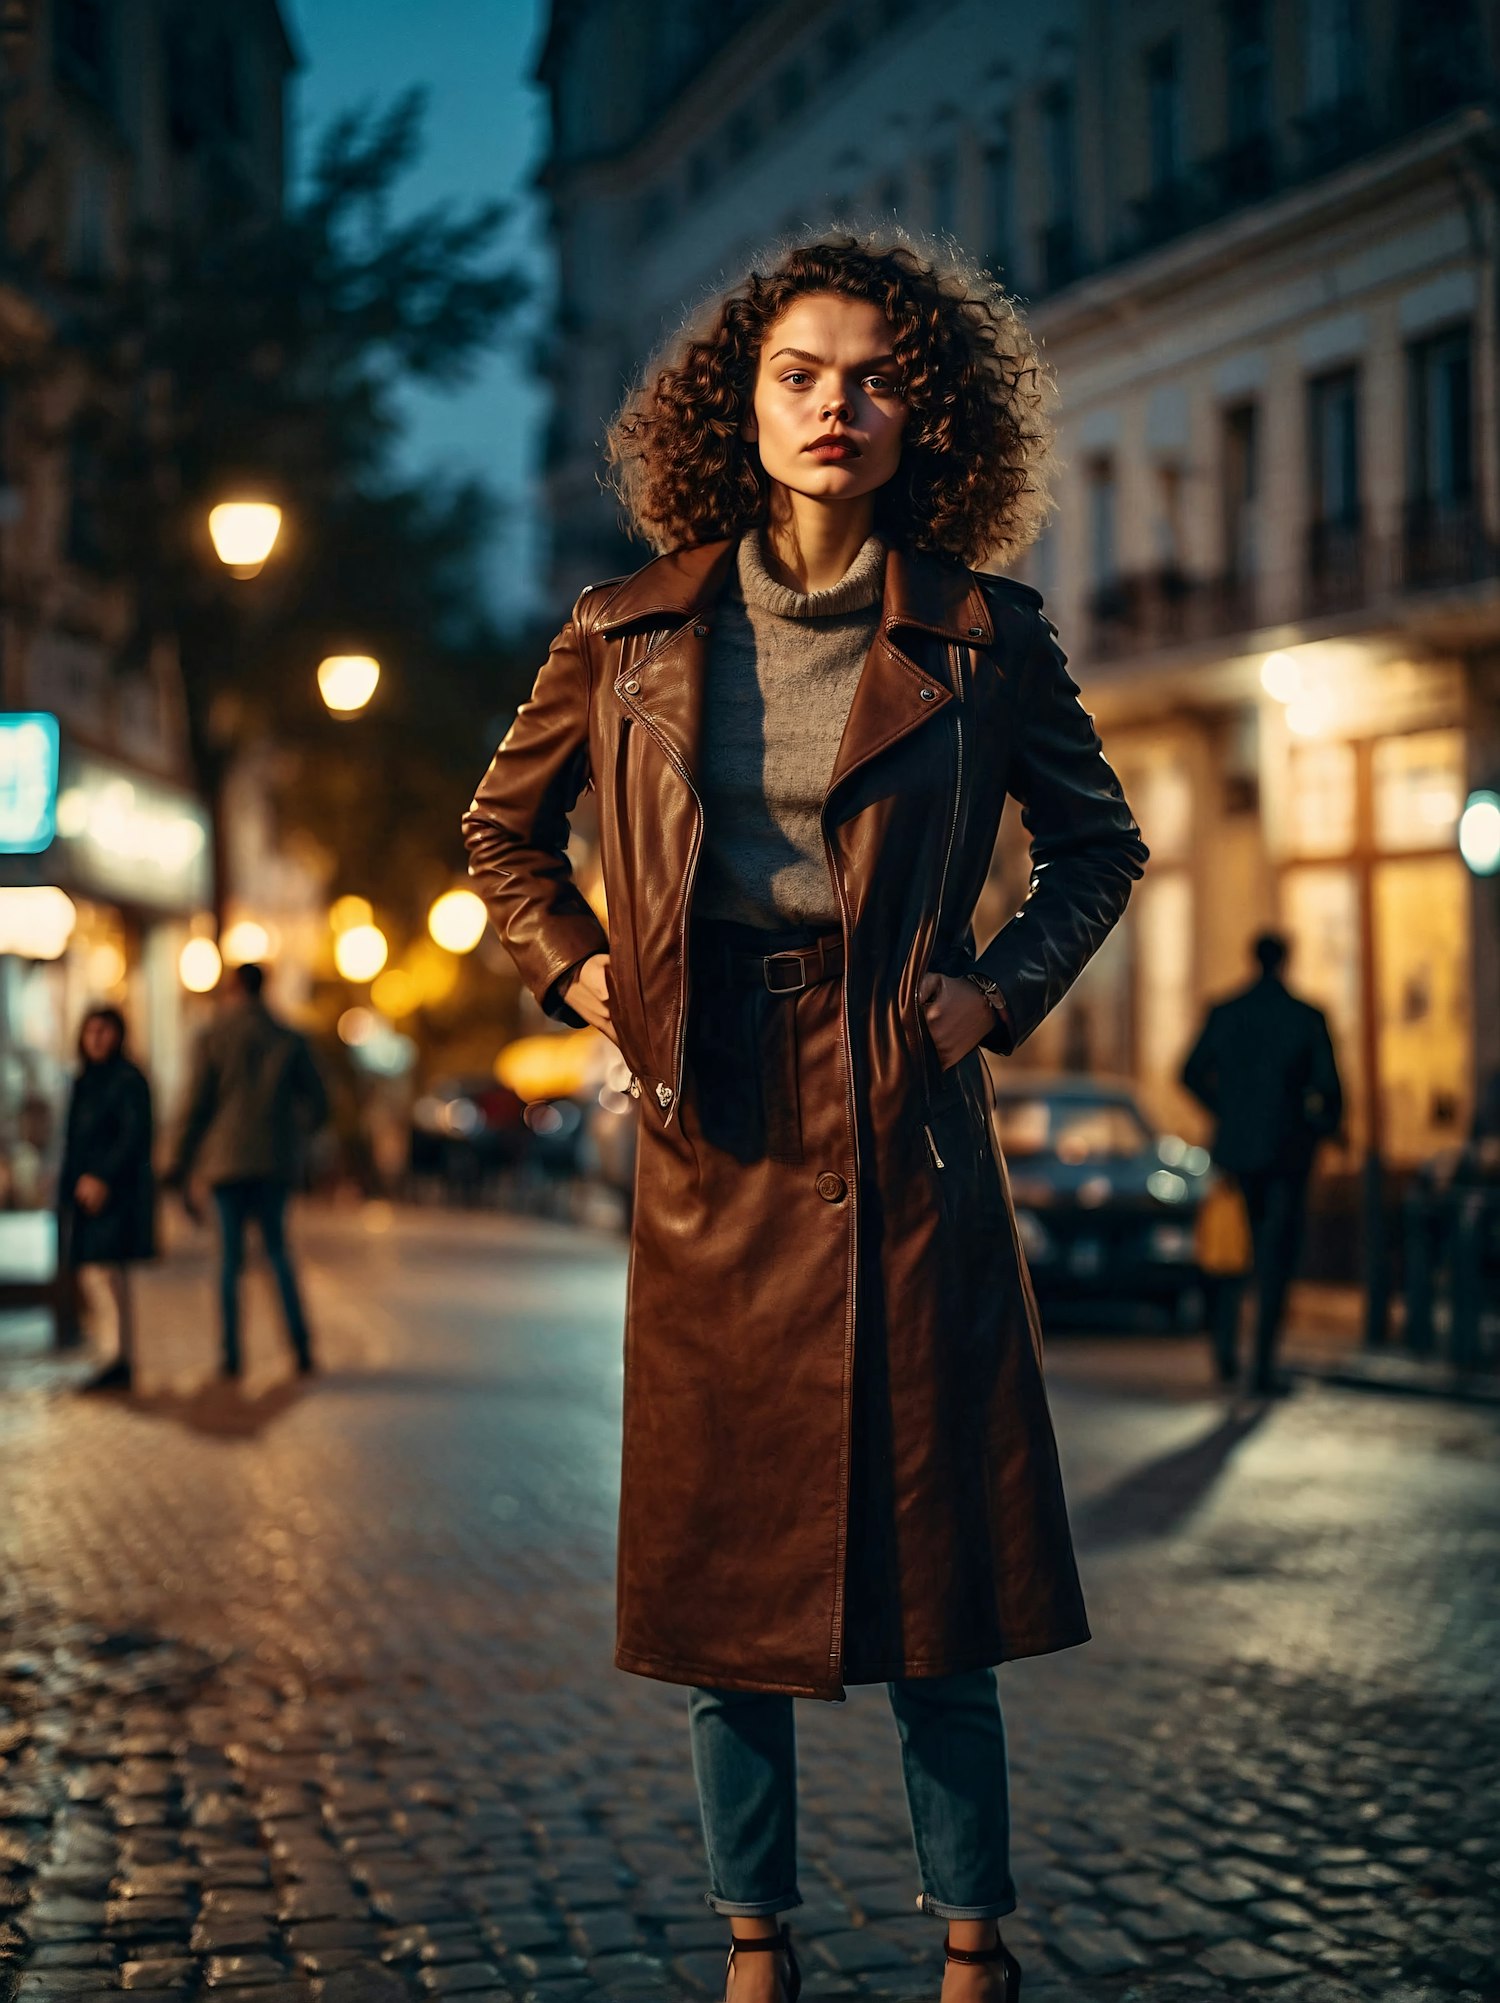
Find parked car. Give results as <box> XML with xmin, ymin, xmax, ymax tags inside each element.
<box><xmin>989</xmin><ymin>1072</ymin><xmax>1211</xmax><ymax>1326</ymax></box>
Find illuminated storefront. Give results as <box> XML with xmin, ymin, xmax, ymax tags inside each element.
<box><xmin>0</xmin><ymin>715</ymin><xmax>214</xmax><ymax>1212</ymax></box>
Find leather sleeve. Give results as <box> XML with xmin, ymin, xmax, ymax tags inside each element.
<box><xmin>461</xmin><ymin>596</ymin><xmax>611</xmax><ymax>1029</ymax></box>
<box><xmin>969</xmin><ymin>608</ymin><xmax>1150</xmax><ymax>1054</ymax></box>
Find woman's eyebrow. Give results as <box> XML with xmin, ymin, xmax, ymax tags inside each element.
<box><xmin>767</xmin><ymin>347</ymin><xmax>899</xmax><ymax>369</ymax></box>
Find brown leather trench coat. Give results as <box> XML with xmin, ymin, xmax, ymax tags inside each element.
<box><xmin>462</xmin><ymin>539</ymin><xmax>1149</xmax><ymax>1700</ymax></box>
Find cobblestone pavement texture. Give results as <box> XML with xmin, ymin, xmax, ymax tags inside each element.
<box><xmin>1</xmin><ymin>1204</ymin><xmax>1497</xmax><ymax>2003</ymax></box>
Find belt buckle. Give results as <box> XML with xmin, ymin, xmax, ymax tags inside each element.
<box><xmin>762</xmin><ymin>947</ymin><xmax>809</xmax><ymax>994</ymax></box>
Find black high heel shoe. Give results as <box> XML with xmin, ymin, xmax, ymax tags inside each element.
<box><xmin>944</xmin><ymin>1929</ymin><xmax>1022</xmax><ymax>1999</ymax></box>
<box><xmin>724</xmin><ymin>1920</ymin><xmax>802</xmax><ymax>2002</ymax></box>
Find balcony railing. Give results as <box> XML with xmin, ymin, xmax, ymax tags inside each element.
<box><xmin>1084</xmin><ymin>509</ymin><xmax>1500</xmax><ymax>663</ymax></box>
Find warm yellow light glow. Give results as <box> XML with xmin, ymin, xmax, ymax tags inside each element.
<box><xmin>337</xmin><ymin>1006</ymin><xmax>377</xmax><ymax>1045</ymax></box>
<box><xmin>0</xmin><ymin>886</ymin><xmax>77</xmax><ymax>960</ymax></box>
<box><xmin>493</xmin><ymin>1029</ymin><xmax>598</xmax><ymax>1102</ymax></box>
<box><xmin>329</xmin><ymin>894</ymin><xmax>373</xmax><ymax>934</ymax></box>
<box><xmin>1286</xmin><ymin>685</ymin><xmax>1338</xmax><ymax>738</ymax></box>
<box><xmin>371</xmin><ymin>966</ymin><xmax>420</xmax><ymax>1017</ymax></box>
<box><xmin>317</xmin><ymin>654</ymin><xmax>381</xmax><ymax>715</ymax></box>
<box><xmin>222</xmin><ymin>919</ymin><xmax>272</xmax><ymax>965</ymax></box>
<box><xmin>1260</xmin><ymin>651</ymin><xmax>1301</xmax><ymax>702</ymax></box>
<box><xmin>179</xmin><ymin>936</ymin><xmax>223</xmax><ymax>993</ymax></box>
<box><xmin>86</xmin><ymin>941</ymin><xmax>127</xmax><ymax>990</ymax></box>
<box><xmin>408</xmin><ymin>939</ymin><xmax>460</xmax><ymax>1005</ymax></box>
<box><xmin>428</xmin><ymin>887</ymin><xmax>487</xmax><ymax>954</ymax></box>
<box><xmin>208</xmin><ymin>501</ymin><xmax>282</xmax><ymax>577</ymax></box>
<box><xmin>333</xmin><ymin>922</ymin><xmax>388</xmax><ymax>982</ymax></box>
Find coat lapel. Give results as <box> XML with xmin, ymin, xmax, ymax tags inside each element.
<box><xmin>824</xmin><ymin>542</ymin><xmax>993</xmax><ymax>797</ymax></box>
<box><xmin>594</xmin><ymin>540</ymin><xmax>736</xmax><ymax>792</ymax></box>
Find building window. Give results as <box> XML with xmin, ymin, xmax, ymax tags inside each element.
<box><xmin>1405</xmin><ymin>324</ymin><xmax>1475</xmax><ymax>585</ymax></box>
<box><xmin>1226</xmin><ymin>0</ymin><xmax>1271</xmax><ymax>144</ymax></box>
<box><xmin>1039</xmin><ymin>85</ymin><xmax>1079</xmax><ymax>288</ymax></box>
<box><xmin>66</xmin><ymin>426</ymin><xmax>107</xmax><ymax>570</ymax></box>
<box><xmin>929</xmin><ymin>147</ymin><xmax>957</xmax><ymax>234</ymax></box>
<box><xmin>1222</xmin><ymin>400</ymin><xmax>1260</xmax><ymax>581</ymax></box>
<box><xmin>54</xmin><ymin>0</ymin><xmax>111</xmax><ymax>106</ymax></box>
<box><xmin>1304</xmin><ymin>0</ymin><xmax>1362</xmax><ymax>110</ymax></box>
<box><xmin>1306</xmin><ymin>367</ymin><xmax>1362</xmax><ymax>610</ymax></box>
<box><xmin>1395</xmin><ymin>0</ymin><xmax>1483</xmax><ymax>124</ymax></box>
<box><xmin>983</xmin><ymin>130</ymin><xmax>1012</xmax><ymax>275</ymax></box>
<box><xmin>1088</xmin><ymin>456</ymin><xmax>1118</xmax><ymax>587</ymax></box>
<box><xmin>1145</xmin><ymin>38</ymin><xmax>1182</xmax><ymax>192</ymax></box>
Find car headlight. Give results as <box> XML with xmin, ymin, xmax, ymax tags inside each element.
<box><xmin>1015</xmin><ymin>1208</ymin><xmax>1053</xmax><ymax>1261</ymax></box>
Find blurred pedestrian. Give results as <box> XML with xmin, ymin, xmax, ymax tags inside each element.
<box><xmin>59</xmin><ymin>1006</ymin><xmax>155</xmax><ymax>1393</ymax></box>
<box><xmin>1181</xmin><ymin>931</ymin><xmax>1343</xmax><ymax>1396</ymax></box>
<box><xmin>164</xmin><ymin>962</ymin><xmax>329</xmax><ymax>1380</ymax></box>
<box><xmin>464</xmin><ymin>231</ymin><xmax>1148</xmax><ymax>2003</ymax></box>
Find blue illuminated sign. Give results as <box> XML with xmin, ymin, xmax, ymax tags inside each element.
<box><xmin>0</xmin><ymin>714</ymin><xmax>60</xmax><ymax>854</ymax></box>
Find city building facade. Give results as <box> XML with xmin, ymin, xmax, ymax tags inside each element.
<box><xmin>0</xmin><ymin>0</ymin><xmax>297</xmax><ymax>1216</ymax></box>
<box><xmin>536</xmin><ymin>0</ymin><xmax>1499</xmax><ymax>1215</ymax></box>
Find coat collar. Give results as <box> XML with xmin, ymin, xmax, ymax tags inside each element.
<box><xmin>591</xmin><ymin>535</ymin><xmax>993</xmax><ymax>646</ymax></box>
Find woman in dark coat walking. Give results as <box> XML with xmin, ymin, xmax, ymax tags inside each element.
<box><xmin>462</xmin><ymin>232</ymin><xmax>1149</xmax><ymax>2003</ymax></box>
<box><xmin>59</xmin><ymin>1007</ymin><xmax>155</xmax><ymax>1391</ymax></box>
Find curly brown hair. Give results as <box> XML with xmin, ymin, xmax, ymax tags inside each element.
<box><xmin>604</xmin><ymin>228</ymin><xmax>1054</xmax><ymax>569</ymax></box>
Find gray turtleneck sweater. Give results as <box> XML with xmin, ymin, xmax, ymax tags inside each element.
<box><xmin>696</xmin><ymin>530</ymin><xmax>886</xmax><ymax>928</ymax></box>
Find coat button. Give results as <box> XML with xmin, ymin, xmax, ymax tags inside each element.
<box><xmin>967</xmin><ymin>625</ymin><xmax>983</xmax><ymax>637</ymax></box>
<box><xmin>815</xmin><ymin>1171</ymin><xmax>847</xmax><ymax>1203</ymax></box>
<box><xmin>655</xmin><ymin>1081</ymin><xmax>674</xmax><ymax>1108</ymax></box>
<box><xmin>623</xmin><ymin>678</ymin><xmax>640</xmax><ymax>694</ymax></box>
<box><xmin>919</xmin><ymin>687</ymin><xmax>937</xmax><ymax>700</ymax></box>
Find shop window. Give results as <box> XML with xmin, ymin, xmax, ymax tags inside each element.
<box><xmin>1372</xmin><ymin>729</ymin><xmax>1464</xmax><ymax>853</ymax></box>
<box><xmin>1282</xmin><ymin>865</ymin><xmax>1363</xmax><ymax>1149</ymax></box>
<box><xmin>1287</xmin><ymin>740</ymin><xmax>1357</xmax><ymax>857</ymax></box>
<box><xmin>1374</xmin><ymin>856</ymin><xmax>1470</xmax><ymax>1160</ymax></box>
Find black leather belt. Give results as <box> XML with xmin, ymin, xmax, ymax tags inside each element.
<box><xmin>694</xmin><ymin>928</ymin><xmax>844</xmax><ymax>995</ymax></box>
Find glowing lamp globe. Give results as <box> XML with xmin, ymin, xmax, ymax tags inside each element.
<box><xmin>317</xmin><ymin>654</ymin><xmax>381</xmax><ymax>715</ymax></box>
<box><xmin>208</xmin><ymin>502</ymin><xmax>282</xmax><ymax>578</ymax></box>
<box><xmin>179</xmin><ymin>936</ymin><xmax>223</xmax><ymax>993</ymax></box>
<box><xmin>428</xmin><ymin>888</ymin><xmax>487</xmax><ymax>954</ymax></box>
<box><xmin>333</xmin><ymin>922</ymin><xmax>388</xmax><ymax>982</ymax></box>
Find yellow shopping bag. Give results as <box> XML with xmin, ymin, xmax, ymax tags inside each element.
<box><xmin>1195</xmin><ymin>1176</ymin><xmax>1253</xmax><ymax>1275</ymax></box>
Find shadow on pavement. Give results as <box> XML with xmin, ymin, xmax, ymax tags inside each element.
<box><xmin>130</xmin><ymin>1374</ymin><xmax>307</xmax><ymax>1439</ymax></box>
<box><xmin>1072</xmin><ymin>1402</ymin><xmax>1271</xmax><ymax>1549</ymax></box>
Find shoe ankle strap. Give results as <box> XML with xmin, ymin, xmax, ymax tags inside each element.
<box><xmin>730</xmin><ymin>1923</ymin><xmax>790</xmax><ymax>1952</ymax></box>
<box><xmin>944</xmin><ymin>1932</ymin><xmax>1006</xmax><ymax>1963</ymax></box>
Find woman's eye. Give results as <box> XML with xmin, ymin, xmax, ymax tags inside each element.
<box><xmin>782</xmin><ymin>371</ymin><xmax>812</xmax><ymax>387</ymax></box>
<box><xmin>865</xmin><ymin>375</ymin><xmax>897</xmax><ymax>393</ymax></box>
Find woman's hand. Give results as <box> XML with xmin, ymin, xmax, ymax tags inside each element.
<box><xmin>74</xmin><ymin>1173</ymin><xmax>110</xmax><ymax>1215</ymax></box>
<box><xmin>918</xmin><ymin>973</ymin><xmax>996</xmax><ymax>1072</ymax></box>
<box><xmin>563</xmin><ymin>953</ymin><xmax>618</xmax><ymax>1048</ymax></box>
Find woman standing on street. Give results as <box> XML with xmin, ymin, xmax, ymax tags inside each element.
<box><xmin>463</xmin><ymin>231</ymin><xmax>1149</xmax><ymax>2003</ymax></box>
<box><xmin>59</xmin><ymin>1006</ymin><xmax>155</xmax><ymax>1392</ymax></box>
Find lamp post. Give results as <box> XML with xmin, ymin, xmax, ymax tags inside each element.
<box><xmin>207</xmin><ymin>500</ymin><xmax>283</xmax><ymax>579</ymax></box>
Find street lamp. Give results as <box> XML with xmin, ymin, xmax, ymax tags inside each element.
<box><xmin>1459</xmin><ymin>788</ymin><xmax>1500</xmax><ymax>876</ymax></box>
<box><xmin>317</xmin><ymin>654</ymin><xmax>381</xmax><ymax>716</ymax></box>
<box><xmin>208</xmin><ymin>501</ymin><xmax>283</xmax><ymax>579</ymax></box>
<box><xmin>333</xmin><ymin>921</ymin><xmax>388</xmax><ymax>983</ymax></box>
<box><xmin>428</xmin><ymin>887</ymin><xmax>487</xmax><ymax>953</ymax></box>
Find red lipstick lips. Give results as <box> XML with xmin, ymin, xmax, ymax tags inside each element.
<box><xmin>805</xmin><ymin>435</ymin><xmax>860</xmax><ymax>461</ymax></box>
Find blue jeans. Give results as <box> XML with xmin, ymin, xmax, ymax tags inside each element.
<box><xmin>212</xmin><ymin>1178</ymin><xmax>312</xmax><ymax>1374</ymax></box>
<box><xmin>688</xmin><ymin>1669</ymin><xmax>1016</xmax><ymax>1920</ymax></box>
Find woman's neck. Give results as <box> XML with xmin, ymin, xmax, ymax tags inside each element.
<box><xmin>762</xmin><ymin>490</ymin><xmax>877</xmax><ymax>596</ymax></box>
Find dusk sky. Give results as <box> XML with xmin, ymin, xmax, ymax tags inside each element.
<box><xmin>284</xmin><ymin>0</ymin><xmax>551</xmax><ymax>623</ymax></box>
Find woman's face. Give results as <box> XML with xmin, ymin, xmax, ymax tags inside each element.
<box><xmin>745</xmin><ymin>292</ymin><xmax>907</xmax><ymax>508</ymax></box>
<box><xmin>81</xmin><ymin>1016</ymin><xmax>121</xmax><ymax>1064</ymax></box>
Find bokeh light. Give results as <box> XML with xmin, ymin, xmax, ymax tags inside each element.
<box><xmin>427</xmin><ymin>887</ymin><xmax>487</xmax><ymax>953</ymax></box>
<box><xmin>333</xmin><ymin>922</ymin><xmax>388</xmax><ymax>982</ymax></box>
<box><xmin>179</xmin><ymin>936</ymin><xmax>223</xmax><ymax>993</ymax></box>
<box><xmin>317</xmin><ymin>654</ymin><xmax>381</xmax><ymax>715</ymax></box>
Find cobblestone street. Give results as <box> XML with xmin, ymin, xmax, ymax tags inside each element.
<box><xmin>2</xmin><ymin>1205</ymin><xmax>1496</xmax><ymax>2003</ymax></box>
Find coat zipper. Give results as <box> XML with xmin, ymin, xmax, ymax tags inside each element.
<box><xmin>923</xmin><ymin>642</ymin><xmax>965</xmax><ymax>1173</ymax></box>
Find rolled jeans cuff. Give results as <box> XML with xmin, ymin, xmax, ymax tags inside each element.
<box><xmin>917</xmin><ymin>1889</ymin><xmax>1019</xmax><ymax>1921</ymax></box>
<box><xmin>703</xmin><ymin>1889</ymin><xmax>804</xmax><ymax>1917</ymax></box>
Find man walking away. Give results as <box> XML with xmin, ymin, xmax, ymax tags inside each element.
<box><xmin>166</xmin><ymin>963</ymin><xmax>330</xmax><ymax>1379</ymax></box>
<box><xmin>1181</xmin><ymin>931</ymin><xmax>1343</xmax><ymax>1396</ymax></box>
